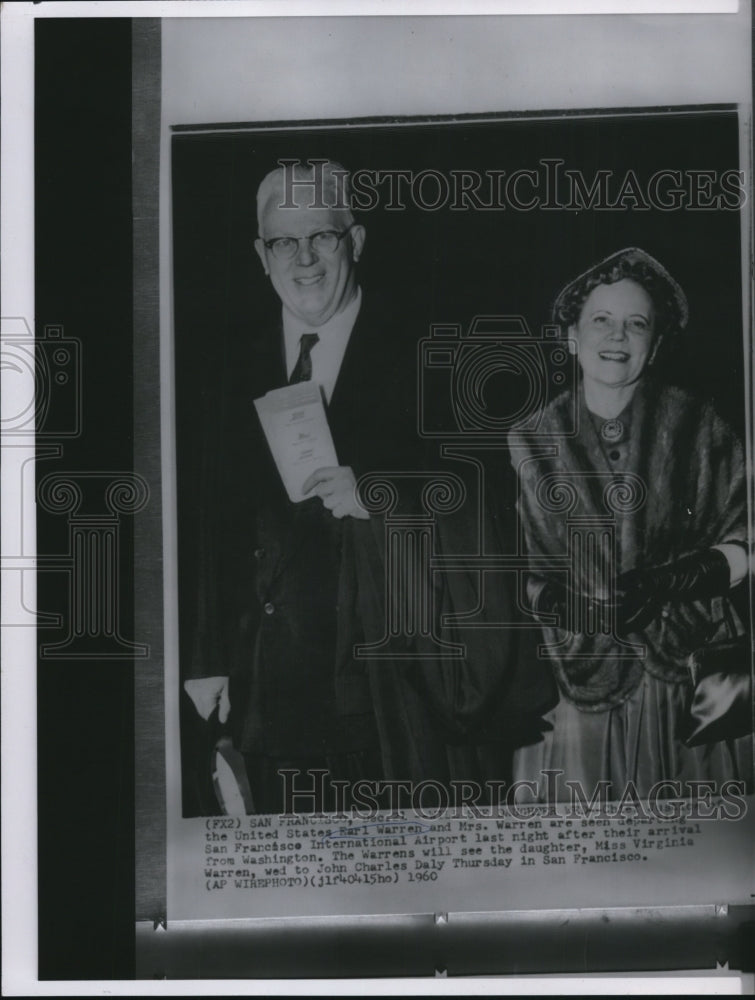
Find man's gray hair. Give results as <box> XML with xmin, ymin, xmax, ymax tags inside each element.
<box><xmin>256</xmin><ymin>159</ymin><xmax>355</xmax><ymax>235</ymax></box>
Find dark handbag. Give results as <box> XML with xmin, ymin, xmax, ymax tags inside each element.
<box><xmin>684</xmin><ymin>628</ymin><xmax>753</xmax><ymax>748</ymax></box>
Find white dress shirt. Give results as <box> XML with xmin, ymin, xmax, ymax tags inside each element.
<box><xmin>282</xmin><ymin>288</ymin><xmax>362</xmax><ymax>404</ymax></box>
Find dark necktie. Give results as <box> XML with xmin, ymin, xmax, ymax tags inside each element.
<box><xmin>288</xmin><ymin>332</ymin><xmax>319</xmax><ymax>384</ymax></box>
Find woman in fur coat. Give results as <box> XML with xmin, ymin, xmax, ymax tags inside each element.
<box><xmin>508</xmin><ymin>247</ymin><xmax>751</xmax><ymax>801</ymax></box>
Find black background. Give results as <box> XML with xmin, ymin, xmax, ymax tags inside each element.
<box><xmin>36</xmin><ymin>19</ymin><xmax>135</xmax><ymax>979</ymax></box>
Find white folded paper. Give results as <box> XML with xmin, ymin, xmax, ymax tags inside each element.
<box><xmin>253</xmin><ymin>381</ymin><xmax>339</xmax><ymax>502</ymax></box>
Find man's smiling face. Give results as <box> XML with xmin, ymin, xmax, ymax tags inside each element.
<box><xmin>255</xmin><ymin>196</ymin><xmax>365</xmax><ymax>328</ymax></box>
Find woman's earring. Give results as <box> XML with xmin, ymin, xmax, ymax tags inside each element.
<box><xmin>567</xmin><ymin>325</ymin><xmax>578</xmax><ymax>355</ymax></box>
<box><xmin>648</xmin><ymin>335</ymin><xmax>663</xmax><ymax>366</ymax></box>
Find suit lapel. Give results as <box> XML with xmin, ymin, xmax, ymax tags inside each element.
<box><xmin>328</xmin><ymin>304</ymin><xmax>381</xmax><ymax>457</ymax></box>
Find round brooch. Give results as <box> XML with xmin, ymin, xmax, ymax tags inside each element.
<box><xmin>600</xmin><ymin>418</ymin><xmax>625</xmax><ymax>443</ymax></box>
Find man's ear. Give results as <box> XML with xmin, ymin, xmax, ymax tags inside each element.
<box><xmin>350</xmin><ymin>224</ymin><xmax>366</xmax><ymax>263</ymax></box>
<box><xmin>566</xmin><ymin>325</ymin><xmax>578</xmax><ymax>355</ymax></box>
<box><xmin>254</xmin><ymin>238</ymin><xmax>269</xmax><ymax>276</ymax></box>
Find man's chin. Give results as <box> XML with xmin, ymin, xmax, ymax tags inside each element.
<box><xmin>288</xmin><ymin>300</ymin><xmax>335</xmax><ymax>327</ymax></box>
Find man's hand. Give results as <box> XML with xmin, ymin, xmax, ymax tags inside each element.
<box><xmin>302</xmin><ymin>466</ymin><xmax>369</xmax><ymax>519</ymax></box>
<box><xmin>184</xmin><ymin>676</ymin><xmax>230</xmax><ymax>722</ymax></box>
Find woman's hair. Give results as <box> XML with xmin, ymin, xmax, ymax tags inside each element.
<box><xmin>553</xmin><ymin>247</ymin><xmax>688</xmax><ymax>341</ymax></box>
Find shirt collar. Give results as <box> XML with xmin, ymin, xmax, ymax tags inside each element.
<box><xmin>282</xmin><ymin>286</ymin><xmax>362</xmax><ymax>347</ymax></box>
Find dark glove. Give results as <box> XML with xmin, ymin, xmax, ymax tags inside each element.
<box><xmin>529</xmin><ymin>577</ymin><xmax>607</xmax><ymax>633</ymax></box>
<box><xmin>529</xmin><ymin>577</ymin><xmax>569</xmax><ymax>622</ymax></box>
<box><xmin>611</xmin><ymin>548</ymin><xmax>731</xmax><ymax>633</ymax></box>
<box><xmin>608</xmin><ymin>568</ymin><xmax>663</xmax><ymax>632</ymax></box>
<box><xmin>649</xmin><ymin>548</ymin><xmax>731</xmax><ymax>599</ymax></box>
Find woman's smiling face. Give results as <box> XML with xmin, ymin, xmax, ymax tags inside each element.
<box><xmin>569</xmin><ymin>278</ymin><xmax>658</xmax><ymax>392</ymax></box>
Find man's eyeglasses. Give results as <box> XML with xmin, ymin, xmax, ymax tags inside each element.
<box><xmin>261</xmin><ymin>223</ymin><xmax>355</xmax><ymax>261</ymax></box>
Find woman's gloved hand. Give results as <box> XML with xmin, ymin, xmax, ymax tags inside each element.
<box><xmin>609</xmin><ymin>548</ymin><xmax>731</xmax><ymax>633</ymax></box>
<box><xmin>528</xmin><ymin>576</ymin><xmax>572</xmax><ymax>625</ymax></box>
<box><xmin>529</xmin><ymin>575</ymin><xmax>647</xmax><ymax>633</ymax></box>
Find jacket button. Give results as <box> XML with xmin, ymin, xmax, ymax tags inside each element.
<box><xmin>263</xmin><ymin>602</ymin><xmax>275</xmax><ymax>615</ymax></box>
<box><xmin>254</xmin><ymin>548</ymin><xmax>265</xmax><ymax>559</ymax></box>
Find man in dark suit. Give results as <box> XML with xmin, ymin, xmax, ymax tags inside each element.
<box><xmin>183</xmin><ymin>158</ymin><xmax>556</xmax><ymax>815</ymax></box>
<box><xmin>183</xmin><ymin>159</ymin><xmax>411</xmax><ymax>813</ymax></box>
